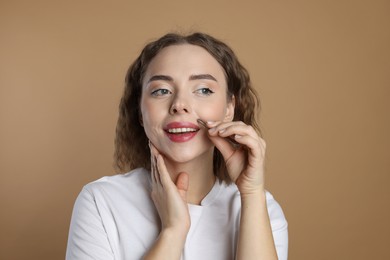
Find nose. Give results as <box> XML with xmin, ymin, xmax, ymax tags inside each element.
<box><xmin>169</xmin><ymin>93</ymin><xmax>190</xmax><ymax>114</ymax></box>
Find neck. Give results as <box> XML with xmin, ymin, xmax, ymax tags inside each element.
<box><xmin>163</xmin><ymin>149</ymin><xmax>216</xmax><ymax>205</ymax></box>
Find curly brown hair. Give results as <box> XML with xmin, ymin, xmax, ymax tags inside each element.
<box><xmin>114</xmin><ymin>32</ymin><xmax>261</xmax><ymax>183</ymax></box>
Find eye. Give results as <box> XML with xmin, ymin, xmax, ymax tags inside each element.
<box><xmin>151</xmin><ymin>89</ymin><xmax>172</xmax><ymax>96</ymax></box>
<box><xmin>195</xmin><ymin>87</ymin><xmax>214</xmax><ymax>96</ymax></box>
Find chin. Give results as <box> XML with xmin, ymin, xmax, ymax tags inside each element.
<box><xmin>164</xmin><ymin>150</ymin><xmax>200</xmax><ymax>164</ymax></box>
<box><xmin>162</xmin><ymin>145</ymin><xmax>213</xmax><ymax>165</ymax></box>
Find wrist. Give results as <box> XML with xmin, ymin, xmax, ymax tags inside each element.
<box><xmin>238</xmin><ymin>184</ymin><xmax>265</xmax><ymax>197</ymax></box>
<box><xmin>239</xmin><ymin>188</ymin><xmax>266</xmax><ymax>203</ymax></box>
<box><xmin>144</xmin><ymin>227</ymin><xmax>188</xmax><ymax>260</ymax></box>
<box><xmin>161</xmin><ymin>226</ymin><xmax>189</xmax><ymax>241</ymax></box>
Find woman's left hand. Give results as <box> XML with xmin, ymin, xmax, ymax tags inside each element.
<box><xmin>207</xmin><ymin>121</ymin><xmax>266</xmax><ymax>195</ymax></box>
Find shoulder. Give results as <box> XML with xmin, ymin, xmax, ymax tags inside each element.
<box><xmin>264</xmin><ymin>191</ymin><xmax>288</xmax><ymax>259</ymax></box>
<box><xmin>72</xmin><ymin>168</ymin><xmax>154</xmax><ymax>221</ymax></box>
<box><xmin>265</xmin><ymin>191</ymin><xmax>288</xmax><ymax>231</ymax></box>
<box><xmin>76</xmin><ymin>168</ymin><xmax>152</xmax><ymax>209</ymax></box>
<box><xmin>83</xmin><ymin>168</ymin><xmax>150</xmax><ymax>194</ymax></box>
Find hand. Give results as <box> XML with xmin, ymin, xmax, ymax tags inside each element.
<box><xmin>206</xmin><ymin>121</ymin><xmax>266</xmax><ymax>195</ymax></box>
<box><xmin>149</xmin><ymin>142</ymin><xmax>191</xmax><ymax>236</ymax></box>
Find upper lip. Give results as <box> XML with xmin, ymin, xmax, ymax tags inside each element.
<box><xmin>164</xmin><ymin>121</ymin><xmax>200</xmax><ymax>131</ymax></box>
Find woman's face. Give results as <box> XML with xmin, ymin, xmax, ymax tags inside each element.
<box><xmin>140</xmin><ymin>44</ymin><xmax>234</xmax><ymax>163</ymax></box>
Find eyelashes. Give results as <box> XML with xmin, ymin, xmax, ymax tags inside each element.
<box><xmin>150</xmin><ymin>87</ymin><xmax>215</xmax><ymax>97</ymax></box>
<box><xmin>151</xmin><ymin>89</ymin><xmax>172</xmax><ymax>96</ymax></box>
<box><xmin>194</xmin><ymin>87</ymin><xmax>214</xmax><ymax>96</ymax></box>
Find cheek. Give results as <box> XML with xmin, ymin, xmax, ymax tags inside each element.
<box><xmin>140</xmin><ymin>99</ymin><xmax>164</xmax><ymax>137</ymax></box>
<box><xmin>198</xmin><ymin>99</ymin><xmax>229</xmax><ymax>121</ymax></box>
<box><xmin>140</xmin><ymin>97</ymin><xmax>158</xmax><ymax>122</ymax></box>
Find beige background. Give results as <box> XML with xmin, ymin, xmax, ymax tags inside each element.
<box><xmin>1</xmin><ymin>0</ymin><xmax>389</xmax><ymax>259</ymax></box>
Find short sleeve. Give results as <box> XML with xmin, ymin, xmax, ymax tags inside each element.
<box><xmin>66</xmin><ymin>187</ymin><xmax>114</xmax><ymax>260</ymax></box>
<box><xmin>266</xmin><ymin>192</ymin><xmax>288</xmax><ymax>260</ymax></box>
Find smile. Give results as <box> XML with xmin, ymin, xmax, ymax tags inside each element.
<box><xmin>164</xmin><ymin>122</ymin><xmax>200</xmax><ymax>143</ymax></box>
<box><xmin>167</xmin><ymin>128</ymin><xmax>198</xmax><ymax>134</ymax></box>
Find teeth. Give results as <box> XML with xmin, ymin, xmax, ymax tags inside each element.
<box><xmin>168</xmin><ymin>128</ymin><xmax>197</xmax><ymax>134</ymax></box>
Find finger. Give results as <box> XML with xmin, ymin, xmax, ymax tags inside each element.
<box><xmin>199</xmin><ymin>119</ymin><xmax>238</xmax><ymax>130</ymax></box>
<box><xmin>149</xmin><ymin>141</ymin><xmax>155</xmax><ymax>182</ymax></box>
<box><xmin>150</xmin><ymin>149</ymin><xmax>157</xmax><ymax>184</ymax></box>
<box><xmin>201</xmin><ymin>120</ymin><xmax>248</xmax><ymax>140</ymax></box>
<box><xmin>216</xmin><ymin>124</ymin><xmax>259</xmax><ymax>140</ymax></box>
<box><xmin>156</xmin><ymin>154</ymin><xmax>174</xmax><ymax>188</ymax></box>
<box><xmin>208</xmin><ymin>134</ymin><xmax>236</xmax><ymax>161</ymax></box>
<box><xmin>208</xmin><ymin>121</ymin><xmax>256</xmax><ymax>139</ymax></box>
<box><xmin>207</xmin><ymin>122</ymin><xmax>235</xmax><ymax>138</ymax></box>
<box><xmin>208</xmin><ymin>120</ymin><xmax>243</xmax><ymax>128</ymax></box>
<box><xmin>149</xmin><ymin>141</ymin><xmax>162</xmax><ymax>185</ymax></box>
<box><xmin>233</xmin><ymin>134</ymin><xmax>266</xmax><ymax>160</ymax></box>
<box><xmin>199</xmin><ymin>119</ymin><xmax>237</xmax><ymax>145</ymax></box>
<box><xmin>149</xmin><ymin>141</ymin><xmax>160</xmax><ymax>157</ymax></box>
<box><xmin>175</xmin><ymin>172</ymin><xmax>189</xmax><ymax>201</ymax></box>
<box><xmin>153</xmin><ymin>155</ymin><xmax>161</xmax><ymax>185</ymax></box>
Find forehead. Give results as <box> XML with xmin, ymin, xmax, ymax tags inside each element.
<box><xmin>143</xmin><ymin>44</ymin><xmax>226</xmax><ymax>84</ymax></box>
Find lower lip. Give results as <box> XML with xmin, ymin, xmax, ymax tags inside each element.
<box><xmin>165</xmin><ymin>131</ymin><xmax>198</xmax><ymax>143</ymax></box>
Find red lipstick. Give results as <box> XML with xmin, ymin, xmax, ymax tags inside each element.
<box><xmin>164</xmin><ymin>122</ymin><xmax>200</xmax><ymax>143</ymax></box>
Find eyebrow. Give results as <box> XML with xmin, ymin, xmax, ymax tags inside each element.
<box><xmin>147</xmin><ymin>74</ymin><xmax>218</xmax><ymax>83</ymax></box>
<box><xmin>147</xmin><ymin>75</ymin><xmax>173</xmax><ymax>83</ymax></box>
<box><xmin>189</xmin><ymin>74</ymin><xmax>218</xmax><ymax>82</ymax></box>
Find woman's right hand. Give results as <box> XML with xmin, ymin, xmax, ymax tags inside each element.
<box><xmin>149</xmin><ymin>142</ymin><xmax>191</xmax><ymax>237</ymax></box>
<box><xmin>143</xmin><ymin>143</ymin><xmax>190</xmax><ymax>259</ymax></box>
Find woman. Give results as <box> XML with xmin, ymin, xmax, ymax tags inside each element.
<box><xmin>66</xmin><ymin>32</ymin><xmax>288</xmax><ymax>260</ymax></box>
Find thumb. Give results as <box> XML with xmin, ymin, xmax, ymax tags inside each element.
<box><xmin>175</xmin><ymin>172</ymin><xmax>189</xmax><ymax>201</ymax></box>
<box><xmin>208</xmin><ymin>135</ymin><xmax>235</xmax><ymax>162</ymax></box>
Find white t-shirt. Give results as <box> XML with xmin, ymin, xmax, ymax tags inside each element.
<box><xmin>66</xmin><ymin>168</ymin><xmax>288</xmax><ymax>260</ymax></box>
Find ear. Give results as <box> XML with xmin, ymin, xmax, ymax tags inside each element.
<box><xmin>224</xmin><ymin>95</ymin><xmax>235</xmax><ymax>122</ymax></box>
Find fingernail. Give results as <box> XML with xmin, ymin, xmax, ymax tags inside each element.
<box><xmin>219</xmin><ymin>129</ymin><xmax>226</xmax><ymax>134</ymax></box>
<box><xmin>208</xmin><ymin>127</ymin><xmax>216</xmax><ymax>133</ymax></box>
<box><xmin>207</xmin><ymin>121</ymin><xmax>215</xmax><ymax>125</ymax></box>
<box><xmin>235</xmin><ymin>134</ymin><xmax>242</xmax><ymax>139</ymax></box>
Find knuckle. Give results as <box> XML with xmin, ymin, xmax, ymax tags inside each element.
<box><xmin>259</xmin><ymin>138</ymin><xmax>266</xmax><ymax>146</ymax></box>
<box><xmin>254</xmin><ymin>141</ymin><xmax>262</xmax><ymax>150</ymax></box>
